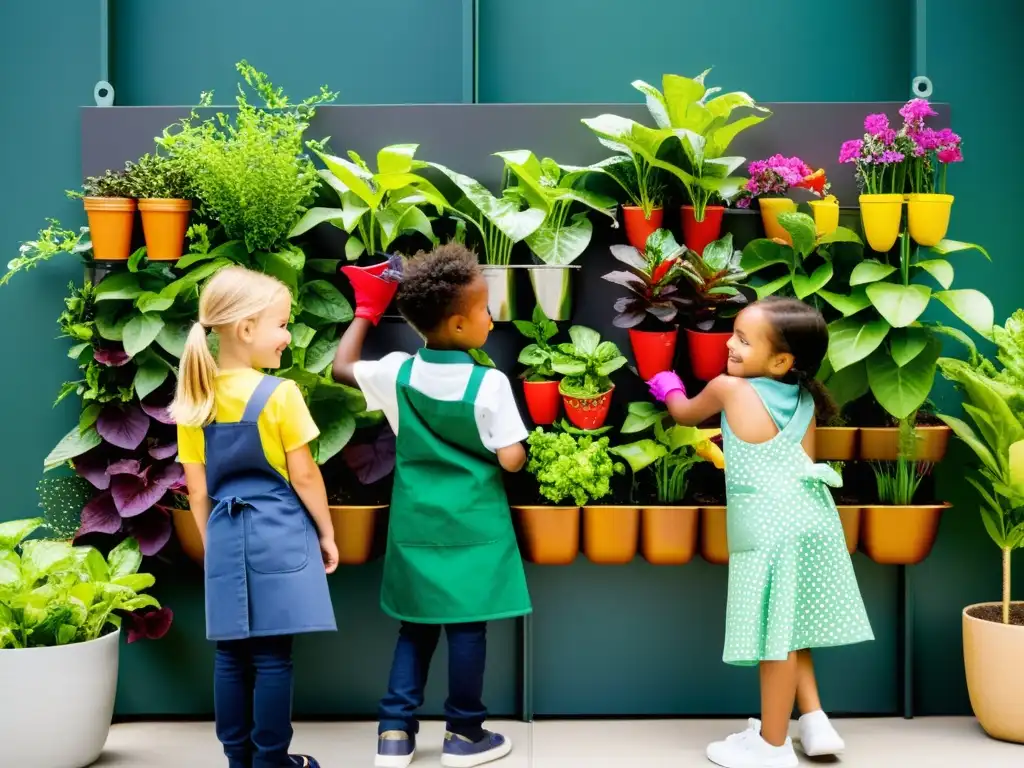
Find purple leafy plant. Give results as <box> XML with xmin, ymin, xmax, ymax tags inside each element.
<box><xmin>343</xmin><ymin>425</ymin><xmax>396</xmax><ymax>485</ymax></box>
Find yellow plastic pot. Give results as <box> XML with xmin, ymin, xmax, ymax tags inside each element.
<box><xmin>908</xmin><ymin>193</ymin><xmax>954</xmax><ymax>247</ymax></box>
<box><xmin>758</xmin><ymin>197</ymin><xmax>797</xmax><ymax>243</ymax></box>
<box><xmin>859</xmin><ymin>194</ymin><xmax>903</xmax><ymax>252</ymax></box>
<box><xmin>808</xmin><ymin>196</ymin><xmax>839</xmax><ymax>236</ymax></box>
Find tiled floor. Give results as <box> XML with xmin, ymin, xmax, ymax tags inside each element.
<box><xmin>94</xmin><ymin>717</ymin><xmax>1022</xmax><ymax>767</ymax></box>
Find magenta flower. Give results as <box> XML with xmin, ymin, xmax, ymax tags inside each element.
<box><xmin>864</xmin><ymin>113</ymin><xmax>890</xmax><ymax>136</ymax></box>
<box><xmin>899</xmin><ymin>98</ymin><xmax>938</xmax><ymax>125</ymax></box>
<box><xmin>838</xmin><ymin>139</ymin><xmax>863</xmax><ymax>164</ymax></box>
<box><xmin>877</xmin><ymin>150</ymin><xmax>905</xmax><ymax>164</ymax></box>
<box><xmin>880</xmin><ymin>128</ymin><xmax>897</xmax><ymax>145</ymax></box>
<box><xmin>937</xmin><ymin>147</ymin><xmax>963</xmax><ymax>163</ymax></box>
<box><xmin>935</xmin><ymin>127</ymin><xmax>961</xmax><ymax>147</ymax></box>
<box><xmin>736</xmin><ymin>197</ymin><xmax>751</xmax><ymax>209</ymax></box>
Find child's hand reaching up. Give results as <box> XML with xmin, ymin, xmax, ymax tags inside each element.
<box><xmin>320</xmin><ymin>535</ymin><xmax>339</xmax><ymax>574</ymax></box>
<box><xmin>648</xmin><ymin>371</ymin><xmax>686</xmax><ymax>402</ymax></box>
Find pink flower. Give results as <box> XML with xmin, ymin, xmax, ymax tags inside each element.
<box><xmin>877</xmin><ymin>150</ymin><xmax>905</xmax><ymax>164</ymax></box>
<box><xmin>880</xmin><ymin>128</ymin><xmax>897</xmax><ymax>145</ymax></box>
<box><xmin>937</xmin><ymin>147</ymin><xmax>963</xmax><ymax>163</ymax></box>
<box><xmin>736</xmin><ymin>197</ymin><xmax>751</xmax><ymax>209</ymax></box>
<box><xmin>899</xmin><ymin>98</ymin><xmax>938</xmax><ymax>125</ymax></box>
<box><xmin>839</xmin><ymin>139</ymin><xmax>863</xmax><ymax>164</ymax></box>
<box><xmin>864</xmin><ymin>114</ymin><xmax>890</xmax><ymax>136</ymax></box>
<box><xmin>935</xmin><ymin>128</ymin><xmax>961</xmax><ymax>148</ymax></box>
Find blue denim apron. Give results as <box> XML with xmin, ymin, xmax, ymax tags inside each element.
<box><xmin>203</xmin><ymin>375</ymin><xmax>337</xmax><ymax>641</ymax></box>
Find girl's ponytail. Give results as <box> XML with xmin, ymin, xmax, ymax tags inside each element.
<box><xmin>170</xmin><ymin>322</ymin><xmax>218</xmax><ymax>427</ymax></box>
<box><xmin>798</xmin><ymin>371</ymin><xmax>839</xmax><ymax>425</ymax></box>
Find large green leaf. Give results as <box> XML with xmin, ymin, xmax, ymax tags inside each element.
<box><xmin>610</xmin><ymin>440</ymin><xmax>667</xmax><ymax>474</ymax></box>
<box><xmin>866</xmin><ymin>338</ymin><xmax>941</xmax><ymax>419</ymax></box>
<box><xmin>309</xmin><ymin>397</ymin><xmax>357</xmax><ymax>464</ymax></box>
<box><xmin>122</xmin><ymin>313</ymin><xmax>165</xmax><ymax>358</ymax></box>
<box><xmin>108</xmin><ymin>537</ymin><xmax>142</xmax><ymax>579</ymax></box>
<box><xmin>621</xmin><ymin>402</ymin><xmax>664</xmax><ymax>434</ymax></box>
<box><xmin>828</xmin><ymin>316</ymin><xmax>890</xmax><ymax>370</ymax></box>
<box><xmin>133</xmin><ymin>349</ymin><xmax>171</xmax><ymax>400</ymax></box>
<box><xmin>818</xmin><ymin>287</ymin><xmax>872</xmax><ymax>317</ymax></box>
<box><xmin>777</xmin><ymin>212</ymin><xmax>817</xmax><ymax>258</ymax></box>
<box><xmin>755</xmin><ymin>274</ymin><xmax>793</xmax><ymax>299</ymax></box>
<box><xmin>930</xmin><ymin>239</ymin><xmax>991</xmax><ymax>261</ymax></box>
<box><xmin>305</xmin><ymin>330</ymin><xmax>341</xmax><ymax>374</ymax></box>
<box><xmin>568</xmin><ymin>326</ymin><xmax>601</xmax><ymax>356</ymax></box>
<box><xmin>300</xmin><ymin>281</ymin><xmax>354</xmax><ymax>323</ymax></box>
<box><xmin>289</xmin><ymin>207</ymin><xmax>346</xmax><ymax>238</ymax></box>
<box><xmin>701</xmin><ymin>234</ymin><xmax>736</xmax><ymax>272</ymax></box>
<box><xmin>631</xmin><ymin>79</ymin><xmax>672</xmax><ymax>129</ymax></box>
<box><xmin>44</xmin><ymin>425</ymin><xmax>102</xmax><ymax>471</ymax></box>
<box><xmin>526</xmin><ymin>214</ymin><xmax>593</xmax><ymax>266</ymax></box>
<box><xmin>377</xmin><ymin>144</ymin><xmax>418</xmax><ymax>175</ymax></box>
<box><xmin>1009</xmin><ymin>440</ymin><xmax>1024</xmax><ymax>492</ymax></box>
<box><xmin>0</xmin><ymin>518</ymin><xmax>44</xmax><ymax>550</ymax></box>
<box><xmin>824</xmin><ymin>359</ymin><xmax>869</xmax><ymax>407</ymax></box>
<box><xmin>315</xmin><ymin>150</ymin><xmax>383</xmax><ymax>210</ymax></box>
<box><xmin>156</xmin><ymin>320</ymin><xmax>189</xmax><ymax>358</ymax></box>
<box><xmin>866</xmin><ymin>283</ymin><xmax>931</xmax><ymax>328</ymax></box>
<box><xmin>914</xmin><ymin>258</ymin><xmax>954</xmax><ymax>290</ymax></box>
<box><xmin>792</xmin><ymin>262</ymin><xmax>833</xmax><ymax>300</ymax></box>
<box><xmin>889</xmin><ymin>327</ymin><xmax>930</xmax><ymax>367</ymax></box>
<box><xmin>20</xmin><ymin>540</ymin><xmax>74</xmax><ymax>585</ymax></box>
<box><xmin>934</xmin><ymin>289</ymin><xmax>995</xmax><ymax>338</ymax></box>
<box><xmin>428</xmin><ymin>162</ymin><xmax>546</xmax><ymax>243</ymax></box>
<box><xmin>93</xmin><ymin>272</ymin><xmax>151</xmax><ymax>302</ymax></box>
<box><xmin>95</xmin><ymin>304</ymin><xmax>132</xmax><ymax>341</ymax></box>
<box><xmin>850</xmin><ymin>259</ymin><xmax>897</xmax><ymax>286</ymax></box>
<box><xmin>817</xmin><ymin>227</ymin><xmax>863</xmax><ymax>246</ymax></box>
<box><xmin>740</xmin><ymin>239</ymin><xmax>794</xmax><ymax>274</ymax></box>
<box><xmin>580</xmin><ymin>114</ymin><xmax>697</xmax><ymax>189</ymax></box>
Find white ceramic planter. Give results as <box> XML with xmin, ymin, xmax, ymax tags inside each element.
<box><xmin>526</xmin><ymin>265</ymin><xmax>579</xmax><ymax>322</ymax></box>
<box><xmin>0</xmin><ymin>629</ymin><xmax>120</xmax><ymax>767</ymax></box>
<box><xmin>480</xmin><ymin>265</ymin><xmax>517</xmax><ymax>321</ymax></box>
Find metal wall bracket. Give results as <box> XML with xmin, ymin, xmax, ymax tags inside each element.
<box><xmin>912</xmin><ymin>0</ymin><xmax>933</xmax><ymax>98</ymax></box>
<box><xmin>94</xmin><ymin>0</ymin><xmax>114</xmax><ymax>106</ymax></box>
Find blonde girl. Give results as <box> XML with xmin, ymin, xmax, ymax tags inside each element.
<box><xmin>174</xmin><ymin>266</ymin><xmax>337</xmax><ymax>768</ymax></box>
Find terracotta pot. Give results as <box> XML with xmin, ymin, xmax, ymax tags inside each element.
<box><xmin>523</xmin><ymin>380</ymin><xmax>561</xmax><ymax>425</ymax></box>
<box><xmin>963</xmin><ymin>602</ymin><xmax>1024</xmax><ymax>743</ymax></box>
<box><xmin>858</xmin><ymin>193</ymin><xmax>903</xmax><ymax>253</ymax></box>
<box><xmin>582</xmin><ymin>506</ymin><xmax>640</xmax><ymax>564</ymax></box>
<box><xmin>681</xmin><ymin>205</ymin><xmax>725</xmax><ymax>255</ymax></box>
<box><xmin>513</xmin><ymin>506</ymin><xmax>580</xmax><ymax>565</ymax></box>
<box><xmin>700</xmin><ymin>506</ymin><xmax>729</xmax><ymax>565</ymax></box>
<box><xmin>686</xmin><ymin>329</ymin><xmax>731</xmax><ymax>381</ymax></box>
<box><xmin>138</xmin><ymin>199</ymin><xmax>191</xmax><ymax>261</ymax></box>
<box><xmin>641</xmin><ymin>506</ymin><xmax>699</xmax><ymax>565</ymax></box>
<box><xmin>83</xmin><ymin>197</ymin><xmax>136</xmax><ymax>261</ymax></box>
<box><xmin>172</xmin><ymin>507</ymin><xmax>204</xmax><ymax>564</ymax></box>
<box><xmin>622</xmin><ymin>206</ymin><xmax>663</xmax><ymax>252</ymax></box>
<box><xmin>836</xmin><ymin>506</ymin><xmax>861</xmax><ymax>555</ymax></box>
<box><xmin>815</xmin><ymin>427</ymin><xmax>859</xmax><ymax>461</ymax></box>
<box><xmin>561</xmin><ymin>385</ymin><xmax>614</xmax><ymax>430</ymax></box>
<box><xmin>858</xmin><ymin>426</ymin><xmax>950</xmax><ymax>462</ymax></box>
<box><xmin>330</xmin><ymin>505</ymin><xmax>385</xmax><ymax>565</ymax></box>
<box><xmin>809</xmin><ymin>197</ymin><xmax>840</xmax><ymax>236</ymax></box>
<box><xmin>629</xmin><ymin>327</ymin><xmax>679</xmax><ymax>381</ymax></box>
<box><xmin>861</xmin><ymin>503</ymin><xmax>950</xmax><ymax>564</ymax></box>
<box><xmin>907</xmin><ymin>193</ymin><xmax>954</xmax><ymax>247</ymax></box>
<box><xmin>758</xmin><ymin>197</ymin><xmax>797</xmax><ymax>243</ymax></box>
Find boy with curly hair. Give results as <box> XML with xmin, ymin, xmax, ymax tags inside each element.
<box><xmin>333</xmin><ymin>243</ymin><xmax>532</xmax><ymax>768</ymax></box>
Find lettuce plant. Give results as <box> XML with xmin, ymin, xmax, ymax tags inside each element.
<box><xmin>0</xmin><ymin>520</ymin><xmax>170</xmax><ymax>649</ymax></box>
<box><xmin>525</xmin><ymin>428</ymin><xmax>623</xmax><ymax>506</ymax></box>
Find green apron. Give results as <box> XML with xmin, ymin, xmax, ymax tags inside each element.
<box><xmin>380</xmin><ymin>349</ymin><xmax>533</xmax><ymax>624</ymax></box>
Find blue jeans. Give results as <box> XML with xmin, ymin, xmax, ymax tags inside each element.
<box><xmin>214</xmin><ymin>635</ymin><xmax>295</xmax><ymax>768</ymax></box>
<box><xmin>378</xmin><ymin>621</ymin><xmax>488</xmax><ymax>741</ymax></box>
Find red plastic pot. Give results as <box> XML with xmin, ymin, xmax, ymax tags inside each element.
<box><xmin>561</xmin><ymin>386</ymin><xmax>614</xmax><ymax>430</ymax></box>
<box><xmin>523</xmin><ymin>380</ymin><xmax>561</xmax><ymax>425</ymax></box>
<box><xmin>341</xmin><ymin>261</ymin><xmax>398</xmax><ymax>324</ymax></box>
<box><xmin>622</xmin><ymin>206</ymin><xmax>663</xmax><ymax>251</ymax></box>
<box><xmin>681</xmin><ymin>205</ymin><xmax>725</xmax><ymax>255</ymax></box>
<box><xmin>686</xmin><ymin>329</ymin><xmax>731</xmax><ymax>381</ymax></box>
<box><xmin>629</xmin><ymin>328</ymin><xmax>678</xmax><ymax>381</ymax></box>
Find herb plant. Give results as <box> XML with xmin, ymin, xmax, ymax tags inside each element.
<box><xmin>525</xmin><ymin>428</ymin><xmax>623</xmax><ymax>506</ymax></box>
<box><xmin>71</xmin><ymin>167</ymin><xmax>134</xmax><ymax>199</ymax></box>
<box><xmin>603</xmin><ymin>228</ymin><xmax>688</xmax><ymax>328</ymax></box>
<box><xmin>123</xmin><ymin>153</ymin><xmax>193</xmax><ymax>200</ymax></box>
<box><xmin>515</xmin><ymin>305</ymin><xmax>559</xmax><ymax>382</ymax></box>
<box><xmin>872</xmin><ymin>458</ymin><xmax>930</xmax><ymax>505</ymax></box>
<box><xmin>551</xmin><ymin>326</ymin><xmax>627</xmax><ymax>397</ymax></box>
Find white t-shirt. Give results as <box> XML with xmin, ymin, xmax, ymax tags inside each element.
<box><xmin>354</xmin><ymin>352</ymin><xmax>529</xmax><ymax>453</ymax></box>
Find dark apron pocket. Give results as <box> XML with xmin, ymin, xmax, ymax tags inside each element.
<box><xmin>245</xmin><ymin>507</ymin><xmax>310</xmax><ymax>574</ymax></box>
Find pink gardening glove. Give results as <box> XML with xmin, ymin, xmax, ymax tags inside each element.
<box><xmin>648</xmin><ymin>371</ymin><xmax>686</xmax><ymax>403</ymax></box>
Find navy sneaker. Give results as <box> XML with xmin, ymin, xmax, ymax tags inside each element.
<box><xmin>440</xmin><ymin>730</ymin><xmax>512</xmax><ymax>768</ymax></box>
<box><xmin>375</xmin><ymin>730</ymin><xmax>416</xmax><ymax>768</ymax></box>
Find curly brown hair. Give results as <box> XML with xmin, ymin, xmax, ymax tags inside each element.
<box><xmin>396</xmin><ymin>243</ymin><xmax>482</xmax><ymax>333</ymax></box>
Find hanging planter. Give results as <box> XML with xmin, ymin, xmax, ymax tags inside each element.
<box><xmin>700</xmin><ymin>505</ymin><xmax>729</xmax><ymax>565</ymax></box>
<box><xmin>561</xmin><ymin>385</ymin><xmax>614</xmax><ymax>430</ymax></box>
<box><xmin>330</xmin><ymin>505</ymin><xmax>385</xmax><ymax>565</ymax></box>
<box><xmin>83</xmin><ymin>197</ymin><xmax>136</xmax><ymax>261</ymax></box>
<box><xmin>526</xmin><ymin>265</ymin><xmax>579</xmax><ymax>322</ymax></box>
<box><xmin>172</xmin><ymin>507</ymin><xmax>204</xmax><ymax>565</ymax></box>
<box><xmin>139</xmin><ymin>199</ymin><xmax>192</xmax><ymax>261</ymax></box>
<box><xmin>861</xmin><ymin>503</ymin><xmax>950</xmax><ymax>564</ymax></box>
<box><xmin>480</xmin><ymin>265</ymin><xmax>517</xmax><ymax>321</ymax></box>
<box><xmin>681</xmin><ymin>205</ymin><xmax>724</xmax><ymax>255</ymax></box>
<box><xmin>808</xmin><ymin>197</ymin><xmax>840</xmax><ymax>236</ymax></box>
<box><xmin>622</xmin><ymin>206</ymin><xmax>663</xmax><ymax>251</ymax></box>
<box><xmin>757</xmin><ymin>198</ymin><xmax>797</xmax><ymax>242</ymax></box>
<box><xmin>858</xmin><ymin>194</ymin><xmax>903</xmax><ymax>252</ymax></box>
<box><xmin>907</xmin><ymin>193</ymin><xmax>954</xmax><ymax>247</ymax></box>
<box><xmin>583</xmin><ymin>506</ymin><xmax>640</xmax><ymax>564</ymax></box>
<box><xmin>815</xmin><ymin>427</ymin><xmax>859</xmax><ymax>461</ymax></box>
<box><xmin>859</xmin><ymin>425</ymin><xmax>951</xmax><ymax>462</ymax></box>
<box><xmin>628</xmin><ymin>327</ymin><xmax>679</xmax><ymax>381</ymax></box>
<box><xmin>686</xmin><ymin>329</ymin><xmax>731</xmax><ymax>381</ymax></box>
<box><xmin>513</xmin><ymin>506</ymin><xmax>580</xmax><ymax>565</ymax></box>
<box><xmin>836</xmin><ymin>506</ymin><xmax>861</xmax><ymax>555</ymax></box>
<box><xmin>523</xmin><ymin>380</ymin><xmax>561</xmax><ymax>425</ymax></box>
<box><xmin>640</xmin><ymin>506</ymin><xmax>700</xmax><ymax>565</ymax></box>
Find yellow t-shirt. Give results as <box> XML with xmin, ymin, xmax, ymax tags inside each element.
<box><xmin>177</xmin><ymin>369</ymin><xmax>320</xmax><ymax>481</ymax></box>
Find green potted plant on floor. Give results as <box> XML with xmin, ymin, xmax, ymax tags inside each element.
<box><xmin>937</xmin><ymin>311</ymin><xmax>1024</xmax><ymax>744</ymax></box>
<box><xmin>551</xmin><ymin>325</ymin><xmax>628</xmax><ymax>430</ymax></box>
<box><xmin>515</xmin><ymin>305</ymin><xmax>562</xmax><ymax>425</ymax></box>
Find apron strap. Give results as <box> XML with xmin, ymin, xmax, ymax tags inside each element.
<box><xmin>396</xmin><ymin>357</ymin><xmax>414</xmax><ymax>387</ymax></box>
<box><xmin>462</xmin><ymin>364</ymin><xmax>488</xmax><ymax>404</ymax></box>
<box><xmin>241</xmin><ymin>375</ymin><xmax>284</xmax><ymax>423</ymax></box>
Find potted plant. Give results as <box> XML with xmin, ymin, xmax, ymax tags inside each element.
<box><xmin>632</xmin><ymin>70</ymin><xmax>771</xmax><ymax>254</ymax></box>
<box><xmin>862</xmin><ymin>453</ymin><xmax>949</xmax><ymax>564</ymax></box>
<box><xmin>125</xmin><ymin>153</ymin><xmax>194</xmax><ymax>262</ymax></box>
<box><xmin>821</xmin><ymin>232</ymin><xmax>994</xmax><ymax>461</ymax></box>
<box><xmin>515</xmin><ymin>305</ymin><xmax>562</xmax><ymax>425</ymax></box>
<box><xmin>611</xmin><ymin>402</ymin><xmax>724</xmax><ymax>565</ymax></box>
<box><xmin>735</xmin><ymin>155</ymin><xmax>832</xmax><ymax>242</ymax></box>
<box><xmin>496</xmin><ymin>150</ymin><xmax>618</xmax><ymax>320</ymax></box>
<box><xmin>900</xmin><ymin>99</ymin><xmax>963</xmax><ymax>247</ymax></box>
<box><xmin>677</xmin><ymin>233</ymin><xmax>756</xmax><ymax>380</ymax></box>
<box><xmin>936</xmin><ymin>313</ymin><xmax>1024</xmax><ymax>742</ymax></box>
<box><xmin>70</xmin><ymin>167</ymin><xmax>136</xmax><ymax>262</ymax></box>
<box><xmin>515</xmin><ymin>427</ymin><xmax>623</xmax><ymax>564</ymax></box>
<box><xmin>603</xmin><ymin>228</ymin><xmax>689</xmax><ymax>380</ymax></box>
<box><xmin>0</xmin><ymin>519</ymin><xmax>169</xmax><ymax>768</ymax></box>
<box><xmin>827</xmin><ymin>461</ymin><xmax>862</xmax><ymax>554</ymax></box>
<box><xmin>838</xmin><ymin>111</ymin><xmax>916</xmax><ymax>253</ymax></box>
<box><xmin>551</xmin><ymin>325</ymin><xmax>628</xmax><ymax>430</ymax></box>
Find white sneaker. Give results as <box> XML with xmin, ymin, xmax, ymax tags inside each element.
<box><xmin>798</xmin><ymin>710</ymin><xmax>845</xmax><ymax>756</ymax></box>
<box><xmin>706</xmin><ymin>719</ymin><xmax>798</xmax><ymax>768</ymax></box>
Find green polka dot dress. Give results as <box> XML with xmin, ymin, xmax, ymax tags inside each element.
<box><xmin>720</xmin><ymin>378</ymin><xmax>873</xmax><ymax>666</ymax></box>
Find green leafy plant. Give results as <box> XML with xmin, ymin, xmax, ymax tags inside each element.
<box><xmin>677</xmin><ymin>233</ymin><xmax>756</xmax><ymax>331</ymax></box>
<box><xmin>604</xmin><ymin>228</ymin><xmax>689</xmax><ymax>328</ymax></box>
<box><xmin>872</xmin><ymin>457</ymin><xmax>930</xmax><ymax>505</ymax></box>
<box><xmin>0</xmin><ymin>520</ymin><xmax>164</xmax><ymax>648</ymax></box>
<box><xmin>495</xmin><ymin>150</ymin><xmax>617</xmax><ymax>266</ymax></box>
<box><xmin>426</xmin><ymin>162</ymin><xmax>545</xmax><ymax>265</ymax></box>
<box><xmin>611</xmin><ymin>402</ymin><xmax>724</xmax><ymax>503</ymax></box>
<box><xmin>525</xmin><ymin>428</ymin><xmax>623</xmax><ymax>506</ymax></box>
<box><xmin>938</xmin><ymin>312</ymin><xmax>1024</xmax><ymax>624</ymax></box>
<box><xmin>69</xmin><ymin>167</ymin><xmax>134</xmax><ymax>199</ymax></box>
<box><xmin>2</xmin><ymin>220</ymin><xmax>91</xmax><ymax>288</ymax></box>
<box><xmin>123</xmin><ymin>153</ymin><xmax>193</xmax><ymax>200</ymax></box>
<box><xmin>551</xmin><ymin>325</ymin><xmax>627</xmax><ymax>397</ymax></box>
<box><xmin>515</xmin><ymin>305</ymin><xmax>559</xmax><ymax>381</ymax></box>
<box><xmin>821</xmin><ymin>233</ymin><xmax>994</xmax><ymax>421</ymax></box>
<box><xmin>740</xmin><ymin>211</ymin><xmax>864</xmax><ymax>301</ymax></box>
<box><xmin>292</xmin><ymin>144</ymin><xmax>445</xmax><ymax>260</ymax></box>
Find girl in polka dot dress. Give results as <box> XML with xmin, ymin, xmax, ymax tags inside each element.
<box><xmin>649</xmin><ymin>298</ymin><xmax>873</xmax><ymax>768</ymax></box>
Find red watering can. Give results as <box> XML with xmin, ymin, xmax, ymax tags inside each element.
<box><xmin>340</xmin><ymin>259</ymin><xmax>401</xmax><ymax>325</ymax></box>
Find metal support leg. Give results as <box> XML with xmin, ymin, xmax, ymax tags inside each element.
<box><xmin>898</xmin><ymin>565</ymin><xmax>914</xmax><ymax>719</ymax></box>
<box><xmin>517</xmin><ymin>613</ymin><xmax>534</xmax><ymax>723</ymax></box>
